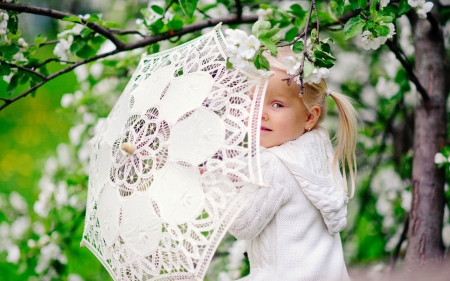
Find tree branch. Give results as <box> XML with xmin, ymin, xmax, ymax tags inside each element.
<box><xmin>0</xmin><ymin>50</ymin><xmax>119</xmax><ymax>111</ymax></box>
<box><xmin>0</xmin><ymin>13</ymin><xmax>258</xmax><ymax>111</ymax></box>
<box><xmin>6</xmin><ymin>62</ymin><xmax>47</xmax><ymax>80</ymax></box>
<box><xmin>385</xmin><ymin>40</ymin><xmax>430</xmax><ymax>102</ymax></box>
<box><xmin>390</xmin><ymin>215</ymin><xmax>409</xmax><ymax>272</ymax></box>
<box><xmin>0</xmin><ymin>2</ymin><xmax>125</xmax><ymax>49</ymax></box>
<box><xmin>29</xmin><ymin>39</ymin><xmax>60</xmax><ymax>47</ymax></box>
<box><xmin>33</xmin><ymin>58</ymin><xmax>76</xmax><ymax>69</ymax></box>
<box><xmin>110</xmin><ymin>29</ymin><xmax>146</xmax><ymax>38</ymax></box>
<box><xmin>236</xmin><ymin>0</ymin><xmax>243</xmax><ymax>20</ymax></box>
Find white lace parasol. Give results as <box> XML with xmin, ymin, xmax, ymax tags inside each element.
<box><xmin>81</xmin><ymin>25</ymin><xmax>270</xmax><ymax>281</ymax></box>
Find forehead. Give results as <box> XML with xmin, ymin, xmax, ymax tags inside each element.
<box><xmin>266</xmin><ymin>69</ymin><xmax>300</xmax><ymax>99</ymax></box>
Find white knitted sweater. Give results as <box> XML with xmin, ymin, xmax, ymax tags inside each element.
<box><xmin>228</xmin><ymin>128</ymin><xmax>350</xmax><ymax>281</ymax></box>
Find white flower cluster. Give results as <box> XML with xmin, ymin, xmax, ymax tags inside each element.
<box><xmin>283</xmin><ymin>55</ymin><xmax>330</xmax><ymax>85</ymax></box>
<box><xmin>435</xmin><ymin>152</ymin><xmax>450</xmax><ymax>164</ymax></box>
<box><xmin>256</xmin><ymin>8</ymin><xmax>273</xmax><ymax>21</ymax></box>
<box><xmin>217</xmin><ymin>239</ymin><xmax>247</xmax><ymax>280</ymax></box>
<box><xmin>0</xmin><ymin>9</ymin><xmax>9</xmax><ymax>37</ymax></box>
<box><xmin>408</xmin><ymin>0</ymin><xmax>434</xmax><ymax>19</ymax></box>
<box><xmin>225</xmin><ymin>29</ymin><xmax>260</xmax><ymax>69</ymax></box>
<box><xmin>361</xmin><ymin>23</ymin><xmax>396</xmax><ymax>50</ymax></box>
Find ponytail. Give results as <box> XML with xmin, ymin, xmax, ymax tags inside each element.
<box><xmin>329</xmin><ymin>91</ymin><xmax>358</xmax><ymax>198</ymax></box>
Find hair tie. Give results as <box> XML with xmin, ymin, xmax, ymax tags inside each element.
<box><xmin>325</xmin><ymin>89</ymin><xmax>332</xmax><ymax>97</ymax></box>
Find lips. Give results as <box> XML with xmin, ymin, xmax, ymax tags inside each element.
<box><xmin>261</xmin><ymin>126</ymin><xmax>272</xmax><ymax>131</ymax></box>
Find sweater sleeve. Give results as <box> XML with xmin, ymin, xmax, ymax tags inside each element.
<box><xmin>228</xmin><ymin>152</ymin><xmax>293</xmax><ymax>240</ymax></box>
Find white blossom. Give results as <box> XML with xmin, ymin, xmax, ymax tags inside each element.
<box><xmin>69</xmin><ymin>124</ymin><xmax>87</xmax><ymax>146</ymax></box>
<box><xmin>362</xmin><ymin>30</ymin><xmax>382</xmax><ymax>50</ymax></box>
<box><xmin>55</xmin><ymin>182</ymin><xmax>69</xmax><ymax>207</ymax></box>
<box><xmin>32</xmin><ymin>221</ymin><xmax>46</xmax><ymax>236</ymax></box>
<box><xmin>6</xmin><ymin>244</ymin><xmax>20</xmax><ymax>264</ymax></box>
<box><xmin>9</xmin><ymin>191</ymin><xmax>28</xmax><ymax>213</ymax></box>
<box><xmin>0</xmin><ymin>10</ymin><xmax>9</xmax><ymax>35</ymax></box>
<box><xmin>256</xmin><ymin>8</ymin><xmax>273</xmax><ymax>21</ymax></box>
<box><xmin>36</xmin><ymin>243</ymin><xmax>66</xmax><ymax>274</ymax></box>
<box><xmin>90</xmin><ymin>63</ymin><xmax>104</xmax><ymax>79</ymax></box>
<box><xmin>303</xmin><ymin>67</ymin><xmax>329</xmax><ymax>84</ymax></box>
<box><xmin>443</xmin><ymin>224</ymin><xmax>450</xmax><ymax>247</ymax></box>
<box><xmin>61</xmin><ymin>93</ymin><xmax>74</xmax><ymax>108</ymax></box>
<box><xmin>383</xmin><ymin>23</ymin><xmax>396</xmax><ymax>39</ymax></box>
<box><xmin>239</xmin><ymin>35</ymin><xmax>260</xmax><ymax>59</ymax></box>
<box><xmin>74</xmin><ymin>64</ymin><xmax>89</xmax><ymax>82</ymax></box>
<box><xmin>283</xmin><ymin>56</ymin><xmax>301</xmax><ymax>75</ymax></box>
<box><xmin>225</xmin><ymin>239</ymin><xmax>246</xmax><ymax>279</ymax></box>
<box><xmin>225</xmin><ymin>29</ymin><xmax>261</xmax><ymax>69</ymax></box>
<box><xmin>401</xmin><ymin>190</ymin><xmax>412</xmax><ymax>212</ymax></box>
<box><xmin>434</xmin><ymin>152</ymin><xmax>447</xmax><ymax>164</ymax></box>
<box><xmin>11</xmin><ymin>216</ymin><xmax>31</xmax><ymax>239</ymax></box>
<box><xmin>13</xmin><ymin>52</ymin><xmax>27</xmax><ymax>64</ymax></box>
<box><xmin>53</xmin><ymin>37</ymin><xmax>73</xmax><ymax>62</ymax></box>
<box><xmin>408</xmin><ymin>0</ymin><xmax>425</xmax><ymax>8</ymax></box>
<box><xmin>380</xmin><ymin>0</ymin><xmax>390</xmax><ymax>8</ymax></box>
<box><xmin>18</xmin><ymin>38</ymin><xmax>28</xmax><ymax>48</ymax></box>
<box><xmin>206</xmin><ymin>3</ymin><xmax>228</xmax><ymax>18</ymax></box>
<box><xmin>376</xmin><ymin>77</ymin><xmax>399</xmax><ymax>99</ymax></box>
<box><xmin>68</xmin><ymin>274</ymin><xmax>84</xmax><ymax>281</ymax></box>
<box><xmin>57</xmin><ymin>143</ymin><xmax>72</xmax><ymax>167</ymax></box>
<box><xmin>416</xmin><ymin>2</ymin><xmax>433</xmax><ymax>19</ymax></box>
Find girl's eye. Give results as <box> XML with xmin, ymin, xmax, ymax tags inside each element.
<box><xmin>272</xmin><ymin>102</ymin><xmax>283</xmax><ymax>108</ymax></box>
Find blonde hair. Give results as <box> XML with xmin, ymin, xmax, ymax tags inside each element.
<box><xmin>264</xmin><ymin>48</ymin><xmax>358</xmax><ymax>198</ymax></box>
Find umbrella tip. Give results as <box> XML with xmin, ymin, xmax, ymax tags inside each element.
<box><xmin>80</xmin><ymin>241</ymin><xmax>85</xmax><ymax>248</ymax></box>
<box><xmin>214</xmin><ymin>22</ymin><xmax>222</xmax><ymax>30</ymax></box>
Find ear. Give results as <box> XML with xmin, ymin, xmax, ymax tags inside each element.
<box><xmin>305</xmin><ymin>105</ymin><xmax>321</xmax><ymax>130</ymax></box>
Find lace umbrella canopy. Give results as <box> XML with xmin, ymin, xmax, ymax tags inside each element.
<box><xmin>81</xmin><ymin>25</ymin><xmax>270</xmax><ymax>281</ymax></box>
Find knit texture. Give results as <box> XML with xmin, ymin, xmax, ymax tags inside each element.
<box><xmin>228</xmin><ymin>128</ymin><xmax>350</xmax><ymax>281</ymax></box>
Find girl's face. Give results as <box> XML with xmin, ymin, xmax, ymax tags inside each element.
<box><xmin>260</xmin><ymin>69</ymin><xmax>310</xmax><ymax>148</ymax></box>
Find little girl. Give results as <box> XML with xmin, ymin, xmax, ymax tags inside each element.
<box><xmin>228</xmin><ymin>48</ymin><xmax>358</xmax><ymax>281</ymax></box>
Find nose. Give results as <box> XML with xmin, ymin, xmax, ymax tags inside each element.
<box><xmin>261</xmin><ymin>108</ymin><xmax>268</xmax><ymax>121</ymax></box>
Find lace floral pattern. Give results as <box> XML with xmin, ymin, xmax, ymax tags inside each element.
<box><xmin>82</xmin><ymin>26</ymin><xmax>270</xmax><ymax>281</ymax></box>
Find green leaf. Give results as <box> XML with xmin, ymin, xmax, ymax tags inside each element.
<box><xmin>168</xmin><ymin>15</ymin><xmax>184</xmax><ymax>31</ymax></box>
<box><xmin>62</xmin><ymin>16</ymin><xmax>82</xmax><ymax>24</ymax></box>
<box><xmin>358</xmin><ymin>0</ymin><xmax>368</xmax><ymax>8</ymax></box>
<box><xmin>179</xmin><ymin>0</ymin><xmax>199</xmax><ymax>18</ymax></box>
<box><xmin>7</xmin><ymin>14</ymin><xmax>19</xmax><ymax>35</ymax></box>
<box><xmin>0</xmin><ymin>45</ymin><xmax>20</xmax><ymax>60</ymax></box>
<box><xmin>80</xmin><ymin>28</ymin><xmax>93</xmax><ymax>38</ymax></box>
<box><xmin>321</xmin><ymin>42</ymin><xmax>331</xmax><ymax>53</ymax></box>
<box><xmin>34</xmin><ymin>35</ymin><xmax>47</xmax><ymax>48</ymax></box>
<box><xmin>252</xmin><ymin>20</ymin><xmax>271</xmax><ymax>38</ymax></box>
<box><xmin>76</xmin><ymin>44</ymin><xmax>96</xmax><ymax>58</ymax></box>
<box><xmin>348</xmin><ymin>0</ymin><xmax>360</xmax><ymax>10</ymax></box>
<box><xmin>0</xmin><ymin>62</ymin><xmax>11</xmax><ymax>76</ymax></box>
<box><xmin>303</xmin><ymin>60</ymin><xmax>314</xmax><ymax>78</ymax></box>
<box><xmin>285</xmin><ymin>27</ymin><xmax>299</xmax><ymax>42</ymax></box>
<box><xmin>6</xmin><ymin>74</ymin><xmax>19</xmax><ymax>95</ymax></box>
<box><xmin>374</xmin><ymin>24</ymin><xmax>390</xmax><ymax>37</ymax></box>
<box><xmin>377</xmin><ymin>16</ymin><xmax>394</xmax><ymax>23</ymax></box>
<box><xmin>289</xmin><ymin>4</ymin><xmax>306</xmax><ymax>18</ymax></box>
<box><xmin>149</xmin><ymin>19</ymin><xmax>165</xmax><ymax>34</ymax></box>
<box><xmin>86</xmin><ymin>14</ymin><xmax>101</xmax><ymax>23</ymax></box>
<box><xmin>370</xmin><ymin>0</ymin><xmax>378</xmax><ymax>19</ymax></box>
<box><xmin>70</xmin><ymin>37</ymin><xmax>86</xmax><ymax>53</ymax></box>
<box><xmin>226</xmin><ymin>58</ymin><xmax>233</xmax><ymax>69</ymax></box>
<box><xmin>343</xmin><ymin>16</ymin><xmax>366</xmax><ymax>40</ymax></box>
<box><xmin>259</xmin><ymin>37</ymin><xmax>278</xmax><ymax>56</ymax></box>
<box><xmin>314</xmin><ymin>50</ymin><xmax>336</xmax><ymax>68</ymax></box>
<box><xmin>258</xmin><ymin>54</ymin><xmax>270</xmax><ymax>71</ymax></box>
<box><xmin>397</xmin><ymin>0</ymin><xmax>411</xmax><ymax>15</ymax></box>
<box><xmin>151</xmin><ymin>5</ymin><xmax>164</xmax><ymax>15</ymax></box>
<box><xmin>259</xmin><ymin>27</ymin><xmax>281</xmax><ymax>41</ymax></box>
<box><xmin>292</xmin><ymin>41</ymin><xmax>304</xmax><ymax>54</ymax></box>
<box><xmin>330</xmin><ymin>0</ymin><xmax>345</xmax><ymax>16</ymax></box>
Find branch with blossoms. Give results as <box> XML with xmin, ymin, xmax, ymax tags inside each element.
<box><xmin>0</xmin><ymin>0</ymin><xmax>437</xmax><ymax>110</ymax></box>
<box><xmin>225</xmin><ymin>0</ymin><xmax>336</xmax><ymax>96</ymax></box>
